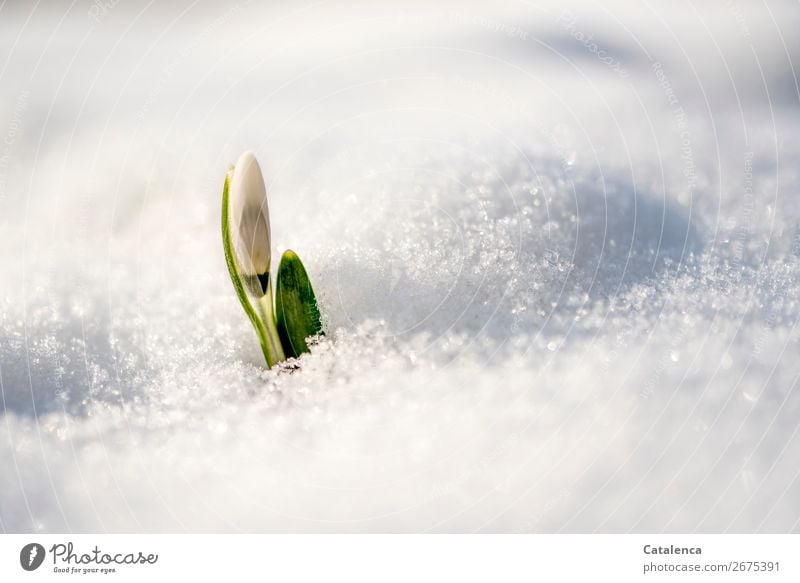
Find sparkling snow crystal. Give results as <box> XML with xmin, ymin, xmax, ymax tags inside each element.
<box><xmin>1</xmin><ymin>0</ymin><xmax>799</xmax><ymax>532</ymax></box>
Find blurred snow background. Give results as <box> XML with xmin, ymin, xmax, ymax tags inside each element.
<box><xmin>1</xmin><ymin>0</ymin><xmax>799</xmax><ymax>532</ymax></box>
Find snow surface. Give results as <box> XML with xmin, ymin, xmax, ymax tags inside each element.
<box><xmin>1</xmin><ymin>0</ymin><xmax>800</xmax><ymax>532</ymax></box>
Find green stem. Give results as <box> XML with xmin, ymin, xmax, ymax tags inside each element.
<box><xmin>253</xmin><ymin>281</ymin><xmax>286</xmax><ymax>367</ymax></box>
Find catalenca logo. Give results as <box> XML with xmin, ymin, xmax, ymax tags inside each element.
<box><xmin>20</xmin><ymin>543</ymin><xmax>46</xmax><ymax>571</ymax></box>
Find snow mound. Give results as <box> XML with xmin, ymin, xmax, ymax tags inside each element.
<box><xmin>1</xmin><ymin>0</ymin><xmax>799</xmax><ymax>532</ymax></box>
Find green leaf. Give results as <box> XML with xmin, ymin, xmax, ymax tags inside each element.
<box><xmin>275</xmin><ymin>250</ymin><xmax>324</xmax><ymax>358</ymax></box>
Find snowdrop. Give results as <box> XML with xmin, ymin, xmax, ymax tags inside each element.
<box><xmin>222</xmin><ymin>151</ymin><xmax>285</xmax><ymax>367</ymax></box>
<box><xmin>228</xmin><ymin>152</ymin><xmax>273</xmax><ymax>298</ymax></box>
<box><xmin>222</xmin><ymin>151</ymin><xmax>323</xmax><ymax>368</ymax></box>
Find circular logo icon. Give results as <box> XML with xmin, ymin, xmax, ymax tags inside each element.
<box><xmin>20</xmin><ymin>543</ymin><xmax>46</xmax><ymax>571</ymax></box>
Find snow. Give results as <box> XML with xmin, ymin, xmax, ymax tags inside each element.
<box><xmin>1</xmin><ymin>0</ymin><xmax>800</xmax><ymax>532</ymax></box>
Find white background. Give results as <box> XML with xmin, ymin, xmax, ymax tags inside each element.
<box><xmin>1</xmin><ymin>0</ymin><xmax>800</xmax><ymax>532</ymax></box>
<box><xmin>1</xmin><ymin>535</ymin><xmax>798</xmax><ymax>582</ymax></box>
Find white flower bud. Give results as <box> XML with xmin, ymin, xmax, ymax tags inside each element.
<box><xmin>228</xmin><ymin>151</ymin><xmax>271</xmax><ymax>296</ymax></box>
